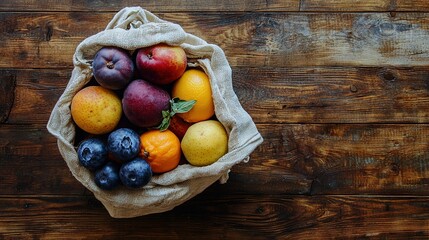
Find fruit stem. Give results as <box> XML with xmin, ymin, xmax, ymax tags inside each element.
<box><xmin>106</xmin><ymin>61</ymin><xmax>114</xmax><ymax>69</ymax></box>
<box><xmin>143</xmin><ymin>150</ymin><xmax>149</xmax><ymax>159</ymax></box>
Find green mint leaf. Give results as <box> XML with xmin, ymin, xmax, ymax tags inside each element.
<box><xmin>162</xmin><ymin>110</ymin><xmax>170</xmax><ymax>118</ymax></box>
<box><xmin>157</xmin><ymin>98</ymin><xmax>196</xmax><ymax>131</ymax></box>
<box><xmin>157</xmin><ymin>116</ymin><xmax>171</xmax><ymax>131</ymax></box>
<box><xmin>171</xmin><ymin>99</ymin><xmax>197</xmax><ymax>114</ymax></box>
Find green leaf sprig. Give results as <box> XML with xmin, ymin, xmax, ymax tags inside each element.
<box><xmin>157</xmin><ymin>97</ymin><xmax>196</xmax><ymax>131</ymax></box>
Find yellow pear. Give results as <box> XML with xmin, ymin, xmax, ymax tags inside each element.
<box><xmin>181</xmin><ymin>120</ymin><xmax>228</xmax><ymax>166</ymax></box>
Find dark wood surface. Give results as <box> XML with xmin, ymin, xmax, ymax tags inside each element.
<box><xmin>1</xmin><ymin>1</ymin><xmax>429</xmax><ymax>239</ymax></box>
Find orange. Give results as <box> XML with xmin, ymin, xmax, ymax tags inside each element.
<box><xmin>172</xmin><ymin>69</ymin><xmax>214</xmax><ymax>123</ymax></box>
<box><xmin>139</xmin><ymin>129</ymin><xmax>181</xmax><ymax>173</ymax></box>
<box><xmin>71</xmin><ymin>86</ymin><xmax>122</xmax><ymax>135</ymax></box>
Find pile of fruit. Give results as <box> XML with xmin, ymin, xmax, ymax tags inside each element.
<box><xmin>71</xmin><ymin>44</ymin><xmax>229</xmax><ymax>190</ymax></box>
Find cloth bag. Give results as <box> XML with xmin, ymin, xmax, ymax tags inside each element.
<box><xmin>47</xmin><ymin>6</ymin><xmax>263</xmax><ymax>218</ymax></box>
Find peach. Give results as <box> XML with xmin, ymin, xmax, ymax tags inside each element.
<box><xmin>71</xmin><ymin>86</ymin><xmax>122</xmax><ymax>135</ymax></box>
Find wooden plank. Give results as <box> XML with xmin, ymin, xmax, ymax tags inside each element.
<box><xmin>0</xmin><ymin>0</ymin><xmax>299</xmax><ymax>12</ymax></box>
<box><xmin>1</xmin><ymin>12</ymin><xmax>429</xmax><ymax>68</ymax></box>
<box><xmin>0</xmin><ymin>0</ymin><xmax>427</xmax><ymax>12</ymax></box>
<box><xmin>1</xmin><ymin>123</ymin><xmax>429</xmax><ymax>195</ymax></box>
<box><xmin>4</xmin><ymin>67</ymin><xmax>429</xmax><ymax>125</ymax></box>
<box><xmin>0</xmin><ymin>195</ymin><xmax>427</xmax><ymax>239</ymax></box>
<box><xmin>301</xmin><ymin>0</ymin><xmax>394</xmax><ymax>12</ymax></box>
<box><xmin>255</xmin><ymin>124</ymin><xmax>429</xmax><ymax>195</ymax></box>
<box><xmin>301</xmin><ymin>0</ymin><xmax>429</xmax><ymax>12</ymax></box>
<box><xmin>396</xmin><ymin>0</ymin><xmax>429</xmax><ymax>11</ymax></box>
<box><xmin>234</xmin><ymin>67</ymin><xmax>429</xmax><ymax>124</ymax></box>
<box><xmin>1</xmin><ymin>69</ymin><xmax>68</xmax><ymax>125</ymax></box>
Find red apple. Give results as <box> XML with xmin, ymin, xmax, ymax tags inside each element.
<box><xmin>135</xmin><ymin>43</ymin><xmax>187</xmax><ymax>85</ymax></box>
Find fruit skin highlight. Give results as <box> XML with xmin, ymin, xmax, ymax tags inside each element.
<box><xmin>181</xmin><ymin>120</ymin><xmax>228</xmax><ymax>166</ymax></box>
<box><xmin>172</xmin><ymin>69</ymin><xmax>214</xmax><ymax>123</ymax></box>
<box><xmin>71</xmin><ymin>86</ymin><xmax>122</xmax><ymax>135</ymax></box>
<box><xmin>139</xmin><ymin>129</ymin><xmax>181</xmax><ymax>173</ymax></box>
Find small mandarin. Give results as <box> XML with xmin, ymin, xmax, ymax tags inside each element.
<box><xmin>139</xmin><ymin>129</ymin><xmax>181</xmax><ymax>173</ymax></box>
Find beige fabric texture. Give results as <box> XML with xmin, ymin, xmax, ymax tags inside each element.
<box><xmin>47</xmin><ymin>7</ymin><xmax>263</xmax><ymax>218</ymax></box>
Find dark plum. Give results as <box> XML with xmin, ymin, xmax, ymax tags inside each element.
<box><xmin>122</xmin><ymin>79</ymin><xmax>170</xmax><ymax>128</ymax></box>
<box><xmin>119</xmin><ymin>158</ymin><xmax>152</xmax><ymax>188</ymax></box>
<box><xmin>107</xmin><ymin>128</ymin><xmax>140</xmax><ymax>163</ymax></box>
<box><xmin>94</xmin><ymin>162</ymin><xmax>121</xmax><ymax>190</ymax></box>
<box><xmin>77</xmin><ymin>138</ymin><xmax>108</xmax><ymax>171</ymax></box>
<box><xmin>92</xmin><ymin>47</ymin><xmax>134</xmax><ymax>90</ymax></box>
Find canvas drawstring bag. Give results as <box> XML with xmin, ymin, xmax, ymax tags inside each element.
<box><xmin>47</xmin><ymin>6</ymin><xmax>263</xmax><ymax>218</ymax></box>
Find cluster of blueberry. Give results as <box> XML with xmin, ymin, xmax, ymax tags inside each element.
<box><xmin>77</xmin><ymin>128</ymin><xmax>151</xmax><ymax>190</ymax></box>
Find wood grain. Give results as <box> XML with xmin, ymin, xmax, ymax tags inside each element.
<box><xmin>1</xmin><ymin>1</ymin><xmax>428</xmax><ymax>12</ymax></box>
<box><xmin>300</xmin><ymin>0</ymin><xmax>429</xmax><ymax>11</ymax></box>
<box><xmin>0</xmin><ymin>71</ymin><xmax>15</xmax><ymax>123</ymax></box>
<box><xmin>233</xmin><ymin>67</ymin><xmax>429</xmax><ymax>124</ymax></box>
<box><xmin>1</xmin><ymin>12</ymin><xmax>429</xmax><ymax>68</ymax></box>
<box><xmin>0</xmin><ymin>0</ymin><xmax>299</xmax><ymax>12</ymax></box>
<box><xmin>1</xmin><ymin>1</ymin><xmax>429</xmax><ymax>237</ymax></box>
<box><xmin>257</xmin><ymin>124</ymin><xmax>429</xmax><ymax>195</ymax></box>
<box><xmin>1</xmin><ymin>123</ymin><xmax>428</xmax><ymax>195</ymax></box>
<box><xmin>0</xmin><ymin>69</ymin><xmax>68</xmax><ymax>124</ymax></box>
<box><xmin>0</xmin><ymin>195</ymin><xmax>427</xmax><ymax>239</ymax></box>
<box><xmin>395</xmin><ymin>0</ymin><xmax>429</xmax><ymax>11</ymax></box>
<box><xmin>300</xmin><ymin>0</ymin><xmax>395</xmax><ymax>11</ymax></box>
<box><xmin>301</xmin><ymin>0</ymin><xmax>429</xmax><ymax>12</ymax></box>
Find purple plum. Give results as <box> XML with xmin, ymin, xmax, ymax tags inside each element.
<box><xmin>122</xmin><ymin>79</ymin><xmax>170</xmax><ymax>128</ymax></box>
<box><xmin>92</xmin><ymin>46</ymin><xmax>134</xmax><ymax>90</ymax></box>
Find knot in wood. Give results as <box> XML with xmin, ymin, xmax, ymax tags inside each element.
<box><xmin>379</xmin><ymin>69</ymin><xmax>397</xmax><ymax>82</ymax></box>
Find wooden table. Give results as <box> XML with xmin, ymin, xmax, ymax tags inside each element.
<box><xmin>1</xmin><ymin>1</ymin><xmax>429</xmax><ymax>239</ymax></box>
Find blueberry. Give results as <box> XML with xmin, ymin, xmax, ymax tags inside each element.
<box><xmin>119</xmin><ymin>158</ymin><xmax>152</xmax><ymax>188</ymax></box>
<box><xmin>94</xmin><ymin>162</ymin><xmax>121</xmax><ymax>190</ymax></box>
<box><xmin>107</xmin><ymin>128</ymin><xmax>141</xmax><ymax>163</ymax></box>
<box><xmin>77</xmin><ymin>138</ymin><xmax>108</xmax><ymax>171</ymax></box>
